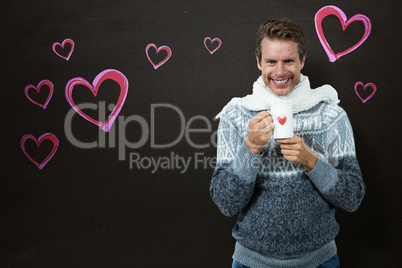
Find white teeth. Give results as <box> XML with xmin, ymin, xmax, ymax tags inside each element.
<box><xmin>274</xmin><ymin>79</ymin><xmax>288</xmax><ymax>84</ymax></box>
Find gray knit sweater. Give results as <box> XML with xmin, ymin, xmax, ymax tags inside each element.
<box><xmin>210</xmin><ymin>102</ymin><xmax>365</xmax><ymax>267</ymax></box>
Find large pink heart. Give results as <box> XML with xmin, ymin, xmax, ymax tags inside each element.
<box><xmin>52</xmin><ymin>38</ymin><xmax>75</xmax><ymax>61</ymax></box>
<box><xmin>315</xmin><ymin>5</ymin><xmax>371</xmax><ymax>62</ymax></box>
<box><xmin>65</xmin><ymin>69</ymin><xmax>128</xmax><ymax>132</ymax></box>
<box><xmin>204</xmin><ymin>37</ymin><xmax>222</xmax><ymax>54</ymax></box>
<box><xmin>354</xmin><ymin>82</ymin><xmax>377</xmax><ymax>103</ymax></box>
<box><xmin>145</xmin><ymin>43</ymin><xmax>172</xmax><ymax>69</ymax></box>
<box><xmin>24</xmin><ymin>80</ymin><xmax>54</xmax><ymax>109</ymax></box>
<box><xmin>21</xmin><ymin>133</ymin><xmax>59</xmax><ymax>170</ymax></box>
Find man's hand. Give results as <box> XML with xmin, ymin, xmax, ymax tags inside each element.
<box><xmin>275</xmin><ymin>135</ymin><xmax>318</xmax><ymax>172</ymax></box>
<box><xmin>245</xmin><ymin>111</ymin><xmax>274</xmax><ymax>155</ymax></box>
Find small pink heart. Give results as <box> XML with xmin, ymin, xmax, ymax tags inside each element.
<box><xmin>278</xmin><ymin>116</ymin><xmax>287</xmax><ymax>125</ymax></box>
<box><xmin>52</xmin><ymin>38</ymin><xmax>75</xmax><ymax>61</ymax></box>
<box><xmin>204</xmin><ymin>37</ymin><xmax>222</xmax><ymax>54</ymax></box>
<box><xmin>21</xmin><ymin>133</ymin><xmax>59</xmax><ymax>170</ymax></box>
<box><xmin>24</xmin><ymin>80</ymin><xmax>54</xmax><ymax>109</ymax></box>
<box><xmin>315</xmin><ymin>5</ymin><xmax>371</xmax><ymax>62</ymax></box>
<box><xmin>145</xmin><ymin>43</ymin><xmax>172</xmax><ymax>69</ymax></box>
<box><xmin>354</xmin><ymin>82</ymin><xmax>377</xmax><ymax>103</ymax></box>
<box><xmin>65</xmin><ymin>69</ymin><xmax>128</xmax><ymax>132</ymax></box>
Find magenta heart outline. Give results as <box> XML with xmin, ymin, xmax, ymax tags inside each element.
<box><xmin>24</xmin><ymin>80</ymin><xmax>54</xmax><ymax>109</ymax></box>
<box><xmin>354</xmin><ymin>81</ymin><xmax>377</xmax><ymax>103</ymax></box>
<box><xmin>315</xmin><ymin>5</ymin><xmax>371</xmax><ymax>62</ymax></box>
<box><xmin>65</xmin><ymin>69</ymin><xmax>128</xmax><ymax>132</ymax></box>
<box><xmin>52</xmin><ymin>38</ymin><xmax>75</xmax><ymax>61</ymax></box>
<box><xmin>145</xmin><ymin>43</ymin><xmax>172</xmax><ymax>69</ymax></box>
<box><xmin>21</xmin><ymin>133</ymin><xmax>59</xmax><ymax>170</ymax></box>
<box><xmin>204</xmin><ymin>37</ymin><xmax>222</xmax><ymax>54</ymax></box>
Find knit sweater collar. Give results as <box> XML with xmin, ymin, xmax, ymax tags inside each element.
<box><xmin>216</xmin><ymin>74</ymin><xmax>339</xmax><ymax>118</ymax></box>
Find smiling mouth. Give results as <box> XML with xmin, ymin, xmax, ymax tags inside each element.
<box><xmin>272</xmin><ymin>78</ymin><xmax>290</xmax><ymax>86</ymax></box>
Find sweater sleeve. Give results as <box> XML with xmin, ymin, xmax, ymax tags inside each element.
<box><xmin>307</xmin><ymin>108</ymin><xmax>365</xmax><ymax>212</ymax></box>
<box><xmin>209</xmin><ymin>115</ymin><xmax>262</xmax><ymax>217</ymax></box>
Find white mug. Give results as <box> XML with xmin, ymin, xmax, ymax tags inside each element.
<box><xmin>270</xmin><ymin>104</ymin><xmax>293</xmax><ymax>139</ymax></box>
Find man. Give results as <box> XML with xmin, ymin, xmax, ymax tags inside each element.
<box><xmin>210</xmin><ymin>18</ymin><xmax>365</xmax><ymax>268</ymax></box>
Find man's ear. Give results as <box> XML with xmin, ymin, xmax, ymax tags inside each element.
<box><xmin>256</xmin><ymin>55</ymin><xmax>262</xmax><ymax>71</ymax></box>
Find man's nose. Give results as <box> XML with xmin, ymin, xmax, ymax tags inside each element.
<box><xmin>274</xmin><ymin>63</ymin><xmax>285</xmax><ymax>76</ymax></box>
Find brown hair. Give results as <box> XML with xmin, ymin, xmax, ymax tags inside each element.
<box><xmin>255</xmin><ymin>18</ymin><xmax>305</xmax><ymax>63</ymax></box>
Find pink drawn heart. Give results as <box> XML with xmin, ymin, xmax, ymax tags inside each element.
<box><xmin>354</xmin><ymin>82</ymin><xmax>377</xmax><ymax>103</ymax></box>
<box><xmin>278</xmin><ymin>116</ymin><xmax>287</xmax><ymax>125</ymax></box>
<box><xmin>145</xmin><ymin>43</ymin><xmax>172</xmax><ymax>69</ymax></box>
<box><xmin>52</xmin><ymin>38</ymin><xmax>75</xmax><ymax>61</ymax></box>
<box><xmin>204</xmin><ymin>37</ymin><xmax>222</xmax><ymax>54</ymax></box>
<box><xmin>21</xmin><ymin>133</ymin><xmax>59</xmax><ymax>170</ymax></box>
<box><xmin>65</xmin><ymin>69</ymin><xmax>129</xmax><ymax>132</ymax></box>
<box><xmin>24</xmin><ymin>80</ymin><xmax>54</xmax><ymax>109</ymax></box>
<box><xmin>315</xmin><ymin>5</ymin><xmax>371</xmax><ymax>62</ymax></box>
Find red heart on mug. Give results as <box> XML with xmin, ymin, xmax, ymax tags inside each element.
<box><xmin>65</xmin><ymin>69</ymin><xmax>128</xmax><ymax>132</ymax></box>
<box><xmin>278</xmin><ymin>116</ymin><xmax>287</xmax><ymax>125</ymax></box>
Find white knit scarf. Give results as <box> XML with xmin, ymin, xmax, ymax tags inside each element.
<box><xmin>216</xmin><ymin>74</ymin><xmax>339</xmax><ymax>118</ymax></box>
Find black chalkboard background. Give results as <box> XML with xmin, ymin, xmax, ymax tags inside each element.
<box><xmin>1</xmin><ymin>0</ymin><xmax>400</xmax><ymax>267</ymax></box>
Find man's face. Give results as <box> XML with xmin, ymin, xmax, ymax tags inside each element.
<box><xmin>257</xmin><ymin>38</ymin><xmax>306</xmax><ymax>96</ymax></box>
